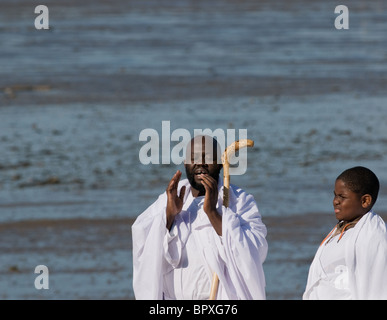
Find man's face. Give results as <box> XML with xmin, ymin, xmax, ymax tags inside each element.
<box><xmin>184</xmin><ymin>136</ymin><xmax>222</xmax><ymax>195</ymax></box>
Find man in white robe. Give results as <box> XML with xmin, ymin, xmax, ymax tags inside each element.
<box><xmin>132</xmin><ymin>135</ymin><xmax>268</xmax><ymax>300</ymax></box>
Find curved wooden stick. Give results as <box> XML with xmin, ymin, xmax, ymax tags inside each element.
<box><xmin>209</xmin><ymin>139</ymin><xmax>254</xmax><ymax>300</ymax></box>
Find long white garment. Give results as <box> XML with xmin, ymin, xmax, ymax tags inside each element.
<box><xmin>306</xmin><ymin>229</ymin><xmax>354</xmax><ymax>300</ymax></box>
<box><xmin>303</xmin><ymin>211</ymin><xmax>387</xmax><ymax>300</ymax></box>
<box><xmin>132</xmin><ymin>178</ymin><xmax>268</xmax><ymax>300</ymax></box>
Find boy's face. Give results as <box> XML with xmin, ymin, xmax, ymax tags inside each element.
<box><xmin>333</xmin><ymin>179</ymin><xmax>370</xmax><ymax>222</ymax></box>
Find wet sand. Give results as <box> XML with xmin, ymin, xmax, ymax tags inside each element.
<box><xmin>0</xmin><ymin>216</ymin><xmax>134</xmax><ymax>299</ymax></box>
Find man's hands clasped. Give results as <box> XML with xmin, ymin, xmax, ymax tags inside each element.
<box><xmin>165</xmin><ymin>170</ymin><xmax>222</xmax><ymax>235</ymax></box>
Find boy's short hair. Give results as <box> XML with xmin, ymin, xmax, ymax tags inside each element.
<box><xmin>337</xmin><ymin>166</ymin><xmax>380</xmax><ymax>208</ymax></box>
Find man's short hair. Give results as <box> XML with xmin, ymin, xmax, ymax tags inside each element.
<box><xmin>337</xmin><ymin>166</ymin><xmax>380</xmax><ymax>207</ymax></box>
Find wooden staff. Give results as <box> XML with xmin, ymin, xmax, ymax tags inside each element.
<box><xmin>209</xmin><ymin>139</ymin><xmax>254</xmax><ymax>300</ymax></box>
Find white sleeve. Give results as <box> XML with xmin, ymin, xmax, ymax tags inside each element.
<box><xmin>218</xmin><ymin>188</ymin><xmax>268</xmax><ymax>300</ymax></box>
<box><xmin>163</xmin><ymin>222</ymin><xmax>184</xmax><ymax>268</ymax></box>
<box><xmin>353</xmin><ymin>221</ymin><xmax>387</xmax><ymax>299</ymax></box>
<box><xmin>131</xmin><ymin>193</ymin><xmax>168</xmax><ymax>300</ymax></box>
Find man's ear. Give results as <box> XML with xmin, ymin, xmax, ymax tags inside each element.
<box><xmin>361</xmin><ymin>194</ymin><xmax>372</xmax><ymax>209</ymax></box>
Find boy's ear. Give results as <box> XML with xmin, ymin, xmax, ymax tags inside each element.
<box><xmin>361</xmin><ymin>194</ymin><xmax>372</xmax><ymax>208</ymax></box>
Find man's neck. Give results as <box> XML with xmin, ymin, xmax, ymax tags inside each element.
<box><xmin>191</xmin><ymin>188</ymin><xmax>205</xmax><ymax>198</ymax></box>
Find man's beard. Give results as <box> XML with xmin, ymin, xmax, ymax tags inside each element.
<box><xmin>185</xmin><ymin>167</ymin><xmax>219</xmax><ymax>195</ymax></box>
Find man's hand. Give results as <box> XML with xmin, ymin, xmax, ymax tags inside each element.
<box><xmin>200</xmin><ymin>174</ymin><xmax>222</xmax><ymax>236</ymax></box>
<box><xmin>166</xmin><ymin>170</ymin><xmax>186</xmax><ymax>230</ymax></box>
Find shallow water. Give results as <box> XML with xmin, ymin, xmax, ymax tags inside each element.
<box><xmin>1</xmin><ymin>95</ymin><xmax>386</xmax><ymax>221</ymax></box>
<box><xmin>1</xmin><ymin>0</ymin><xmax>387</xmax><ymax>299</ymax></box>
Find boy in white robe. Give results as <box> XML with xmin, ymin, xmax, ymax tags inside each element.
<box><xmin>303</xmin><ymin>166</ymin><xmax>387</xmax><ymax>300</ymax></box>
<box><xmin>132</xmin><ymin>135</ymin><xmax>268</xmax><ymax>300</ymax></box>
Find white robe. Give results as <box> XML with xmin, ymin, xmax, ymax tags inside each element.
<box><xmin>303</xmin><ymin>211</ymin><xmax>387</xmax><ymax>300</ymax></box>
<box><xmin>132</xmin><ymin>178</ymin><xmax>268</xmax><ymax>300</ymax></box>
